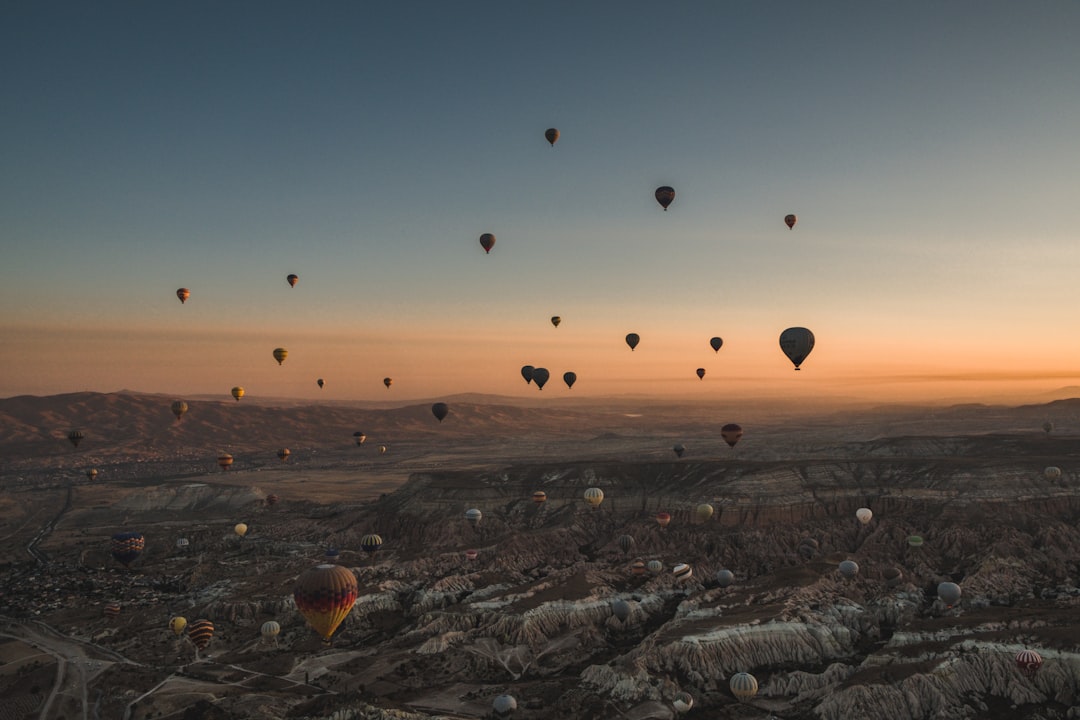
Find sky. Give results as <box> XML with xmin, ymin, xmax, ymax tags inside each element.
<box><xmin>3</xmin><ymin>1</ymin><xmax>1080</xmax><ymax>404</ymax></box>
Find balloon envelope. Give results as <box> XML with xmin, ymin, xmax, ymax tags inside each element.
<box><xmin>217</xmin><ymin>454</ymin><xmax>233</xmax><ymax>470</ymax></box>
<box><xmin>716</xmin><ymin>569</ymin><xmax>735</xmax><ymax>587</ymax></box>
<box><xmin>709</xmin><ymin>336</ymin><xmax>723</xmax><ymax>352</ymax></box>
<box><xmin>479</xmin><ymin>233</ymin><xmax>495</xmax><ymax>254</ymax></box>
<box><xmin>779</xmin><ymin>327</ymin><xmax>815</xmax><ymax>370</ymax></box>
<box><xmin>383</xmin><ymin>377</ymin><xmax>393</xmax><ymax>388</ymax></box>
<box><xmin>360</xmin><ymin>533</ymin><xmax>383</xmax><ymax>555</ymax></box>
<box><xmin>625</xmin><ymin>333</ymin><xmax>640</xmax><ymax>351</ymax></box>
<box><xmin>317</xmin><ymin>378</ymin><xmax>324</xmax><ymax>388</ymax></box>
<box><xmin>938</xmin><ymin>581</ymin><xmax>962</xmax><ymax>607</ymax></box>
<box><xmin>111</xmin><ymin>532</ymin><xmax>145</xmax><ymax>567</ymax></box>
<box><xmin>261</xmin><ymin>620</ymin><xmax>281</xmax><ymax>639</ymax></box>
<box><xmin>431</xmin><ymin>402</ymin><xmax>449</xmax><ymax>422</ymax></box>
<box><xmin>612</xmin><ymin>598</ymin><xmax>631</xmax><ymax>622</ymax></box>
<box><xmin>544</xmin><ymin>127</ymin><xmax>559</xmax><ymax>146</ymax></box>
<box><xmin>696</xmin><ymin>368</ymin><xmax>705</xmax><ymax>380</ymax></box>
<box><xmin>231</xmin><ymin>386</ymin><xmax>244</xmax><ymax>401</ymax></box>
<box><xmin>273</xmin><ymin>347</ymin><xmax>288</xmax><ymax>365</ymax></box>
<box><xmin>234</xmin><ymin>523</ymin><xmax>248</xmax><ymax>537</ymax></box>
<box><xmin>286</xmin><ymin>273</ymin><xmax>298</xmax><ymax>287</ymax></box>
<box><xmin>583</xmin><ymin>487</ymin><xmax>604</xmax><ymax>507</ymax></box>
<box><xmin>1016</xmin><ymin>649</ymin><xmax>1043</xmax><ymax>677</ymax></box>
<box><xmin>838</xmin><ymin>560</ymin><xmax>859</xmax><ymax>578</ymax></box>
<box><xmin>465</xmin><ymin>508</ymin><xmax>482</xmax><ymax>526</ymax></box>
<box><xmin>563</xmin><ymin>371</ymin><xmax>577</xmax><ymax>389</ymax></box>
<box><xmin>656</xmin><ymin>512</ymin><xmax>671</xmax><ymax>528</ymax></box>
<box><xmin>187</xmin><ymin>619</ymin><xmax>214</xmax><ymax>650</ymax></box>
<box><xmin>673</xmin><ymin>691</ymin><xmax>693</xmax><ymax>713</ymax></box>
<box><xmin>550</xmin><ymin>316</ymin><xmax>561</xmax><ymax>327</ymax></box>
<box><xmin>673</xmin><ymin>443</ymin><xmax>685</xmax><ymax>458</ymax></box>
<box><xmin>720</xmin><ymin>423</ymin><xmax>743</xmax><ymax>448</ymax></box>
<box><xmin>617</xmin><ymin>535</ymin><xmax>635</xmax><ymax>554</ymax></box>
<box><xmin>67</xmin><ymin>430</ymin><xmax>84</xmax><ymax>447</ymax></box>
<box><xmin>1044</xmin><ymin>466</ymin><xmax>1062</xmax><ymax>480</ymax></box>
<box><xmin>169</xmin><ymin>616</ymin><xmax>187</xmax><ymax>636</ymax></box>
<box><xmin>856</xmin><ymin>507</ymin><xmax>873</xmax><ymax>524</ymax></box>
<box><xmin>730</xmin><ymin>672</ymin><xmax>758</xmax><ymax>701</ymax></box>
<box><xmin>655</xmin><ymin>185</ymin><xmax>675</xmax><ymax>210</ymax></box>
<box><xmin>785</xmin><ymin>213</ymin><xmax>797</xmax><ymax>229</ymax></box>
<box><xmin>521</xmin><ymin>365</ymin><xmax>534</xmax><ymax>385</ymax></box>
<box><xmin>531</xmin><ymin>368</ymin><xmax>550</xmax><ymax>390</ymax></box>
<box><xmin>532</xmin><ymin>491</ymin><xmax>547</xmax><ymax>504</ymax></box>
<box><xmin>176</xmin><ymin>287</ymin><xmax>190</xmax><ymax>304</ymax></box>
<box><xmin>293</xmin><ymin>564</ymin><xmax>359</xmax><ymax>642</ymax></box>
<box><xmin>171</xmin><ymin>400</ymin><xmax>188</xmax><ymax>420</ymax></box>
<box><xmin>696</xmin><ymin>503</ymin><xmax>714</xmax><ymax>522</ymax></box>
<box><xmin>673</xmin><ymin>563</ymin><xmax>692</xmax><ymax>581</ymax></box>
<box><xmin>277</xmin><ymin>448</ymin><xmax>290</xmax><ymax>462</ymax></box>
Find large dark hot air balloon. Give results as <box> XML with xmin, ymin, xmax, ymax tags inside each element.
<box><xmin>432</xmin><ymin>402</ymin><xmax>449</xmax><ymax>422</ymax></box>
<box><xmin>550</xmin><ymin>316</ymin><xmax>561</xmax><ymax>327</ymax></box>
<box><xmin>479</xmin><ymin>233</ymin><xmax>495</xmax><ymax>254</ymax></box>
<box><xmin>171</xmin><ymin>400</ymin><xmax>188</xmax><ymax>421</ymax></box>
<box><xmin>720</xmin><ymin>423</ymin><xmax>743</xmax><ymax>448</ymax></box>
<box><xmin>383</xmin><ymin>377</ymin><xmax>393</xmax><ymax>389</ymax></box>
<box><xmin>286</xmin><ymin>273</ymin><xmax>298</xmax><ymax>287</ymax></box>
<box><xmin>531</xmin><ymin>368</ymin><xmax>550</xmax><ymax>390</ymax></box>
<box><xmin>673</xmin><ymin>443</ymin><xmax>685</xmax><ymax>458</ymax></box>
<box><xmin>111</xmin><ymin>532</ymin><xmax>145</xmax><ymax>567</ymax></box>
<box><xmin>493</xmin><ymin>694</ymin><xmax>517</xmax><ymax>719</ymax></box>
<box><xmin>187</xmin><ymin>619</ymin><xmax>214</xmax><ymax>650</ymax></box>
<box><xmin>521</xmin><ymin>365</ymin><xmax>534</xmax><ymax>385</ymax></box>
<box><xmin>67</xmin><ymin>430</ymin><xmax>84</xmax><ymax>448</ymax></box>
<box><xmin>696</xmin><ymin>368</ymin><xmax>705</xmax><ymax>380</ymax></box>
<box><xmin>625</xmin><ymin>333</ymin><xmax>640</xmax><ymax>351</ymax></box>
<box><xmin>612</xmin><ymin>598</ymin><xmax>631</xmax><ymax>622</ymax></box>
<box><xmin>563</xmin><ymin>371</ymin><xmax>576</xmax><ymax>389</ymax></box>
<box><xmin>273</xmin><ymin>347</ymin><xmax>288</xmax><ymax>365</ymax></box>
<box><xmin>544</xmin><ymin>128</ymin><xmax>559</xmax><ymax>146</ymax></box>
<box><xmin>317</xmin><ymin>378</ymin><xmax>324</xmax><ymax>389</ymax></box>
<box><xmin>294</xmin><ymin>564</ymin><xmax>359</xmax><ymax>642</ymax></box>
<box><xmin>779</xmin><ymin>327</ymin><xmax>815</xmax><ymax>370</ymax></box>
<box><xmin>176</xmin><ymin>288</ymin><xmax>190</xmax><ymax>304</ymax></box>
<box><xmin>785</xmin><ymin>214</ymin><xmax>797</xmax><ymax>230</ymax></box>
<box><xmin>709</xmin><ymin>336</ymin><xmax>723</xmax><ymax>352</ymax></box>
<box><xmin>655</xmin><ymin>186</ymin><xmax>675</xmax><ymax>210</ymax></box>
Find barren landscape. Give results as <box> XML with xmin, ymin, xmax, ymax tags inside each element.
<box><xmin>2</xmin><ymin>391</ymin><xmax>1080</xmax><ymax>719</ymax></box>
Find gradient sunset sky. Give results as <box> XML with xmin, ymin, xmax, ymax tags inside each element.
<box><xmin>3</xmin><ymin>2</ymin><xmax>1079</xmax><ymax>404</ymax></box>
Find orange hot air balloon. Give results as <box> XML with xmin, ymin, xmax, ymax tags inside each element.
<box><xmin>277</xmin><ymin>448</ymin><xmax>290</xmax><ymax>462</ymax></box>
<box><xmin>656</xmin><ymin>511</ymin><xmax>672</xmax><ymax>528</ymax></box>
<box><xmin>176</xmin><ymin>288</ymin><xmax>190</xmax><ymax>304</ymax></box>
<box><xmin>544</xmin><ymin>128</ymin><xmax>559</xmax><ymax>146</ymax></box>
<box><xmin>655</xmin><ymin>186</ymin><xmax>675</xmax><ymax>210</ymax></box>
<box><xmin>479</xmin><ymin>233</ymin><xmax>495</xmax><ymax>254</ymax></box>
<box><xmin>294</xmin><ymin>563</ymin><xmax>359</xmax><ymax>642</ymax></box>
<box><xmin>187</xmin><ymin>619</ymin><xmax>214</xmax><ymax>650</ymax></box>
<box><xmin>86</xmin><ymin>468</ymin><xmax>99</xmax><ymax>481</ymax></box>
<box><xmin>286</xmin><ymin>273</ymin><xmax>298</xmax><ymax>287</ymax></box>
<box><xmin>785</xmin><ymin>214</ymin><xmax>797</xmax><ymax>230</ymax></box>
<box><xmin>273</xmin><ymin>347</ymin><xmax>288</xmax><ymax>365</ymax></box>
<box><xmin>532</xmin><ymin>491</ymin><xmax>547</xmax><ymax>505</ymax></box>
<box><xmin>231</xmin><ymin>386</ymin><xmax>244</xmax><ymax>401</ymax></box>
<box><xmin>217</xmin><ymin>453</ymin><xmax>233</xmax><ymax>470</ymax></box>
<box><xmin>721</xmin><ymin>423</ymin><xmax>743</xmax><ymax>448</ymax></box>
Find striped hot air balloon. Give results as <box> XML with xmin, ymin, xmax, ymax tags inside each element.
<box><xmin>673</xmin><ymin>691</ymin><xmax>693</xmax><ymax>713</ymax></box>
<box><xmin>729</xmin><ymin>672</ymin><xmax>758</xmax><ymax>701</ymax></box>
<box><xmin>360</xmin><ymin>534</ymin><xmax>383</xmax><ymax>556</ymax></box>
<box><xmin>465</xmin><ymin>549</ymin><xmax>479</xmax><ymax>561</ymax></box>
<box><xmin>187</xmin><ymin>619</ymin><xmax>214</xmax><ymax>650</ymax></box>
<box><xmin>110</xmin><ymin>532</ymin><xmax>145</xmax><ymax>567</ymax></box>
<box><xmin>583</xmin><ymin>487</ymin><xmax>604</xmax><ymax>509</ymax></box>
<box><xmin>532</xmin><ymin>491</ymin><xmax>547</xmax><ymax>505</ymax></box>
<box><xmin>217</xmin><ymin>454</ymin><xmax>233</xmax><ymax>470</ymax></box>
<box><xmin>673</xmin><ymin>563</ymin><xmax>693</xmax><ymax>581</ymax></box>
<box><xmin>103</xmin><ymin>603</ymin><xmax>120</xmax><ymax>619</ymax></box>
<box><xmin>630</xmin><ymin>560</ymin><xmax>646</xmax><ymax>576</ymax></box>
<box><xmin>293</xmin><ymin>564</ymin><xmax>358</xmax><ymax>643</ymax></box>
<box><xmin>617</xmin><ymin>534</ymin><xmax>635</xmax><ymax>555</ymax></box>
<box><xmin>261</xmin><ymin>620</ymin><xmax>281</xmax><ymax>641</ymax></box>
<box><xmin>647</xmin><ymin>560</ymin><xmax>663</xmax><ymax>574</ymax></box>
<box><xmin>1016</xmin><ymin>649</ymin><xmax>1043</xmax><ymax>677</ymax></box>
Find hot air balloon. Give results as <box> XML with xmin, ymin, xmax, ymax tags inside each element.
<box><xmin>617</xmin><ymin>535</ymin><xmax>635</xmax><ymax>555</ymax></box>
<box><xmin>1043</xmin><ymin>421</ymin><xmax>1054</xmax><ymax>435</ymax></box>
<box><xmin>673</xmin><ymin>444</ymin><xmax>685</xmax><ymax>458</ymax></box>
<box><xmin>261</xmin><ymin>620</ymin><xmax>281</xmax><ymax>641</ymax></box>
<box><xmin>353</xmin><ymin>431</ymin><xmax>367</xmax><ymax>445</ymax></box>
<box><xmin>631</xmin><ymin>560</ymin><xmax>646</xmax><ymax>575</ymax></box>
<box><xmin>111</xmin><ymin>532</ymin><xmax>145</xmax><ymax>567</ymax></box>
<box><xmin>551</xmin><ymin>316</ymin><xmax>561</xmax><ymax>327</ymax></box>
<box><xmin>907</xmin><ymin>535</ymin><xmax>924</xmax><ymax>547</ymax></box>
<box><xmin>716</xmin><ymin>569</ymin><xmax>735</xmax><ymax>587</ymax></box>
<box><xmin>521</xmin><ymin>365</ymin><xmax>534</xmax><ymax>385</ymax></box>
<box><xmin>563</xmin><ymin>371</ymin><xmax>577</xmax><ymax>389</ymax></box>
<box><xmin>696</xmin><ymin>503</ymin><xmax>714</xmax><ymax>522</ymax></box>
<box><xmin>277</xmin><ymin>448</ymin><xmax>290</xmax><ymax>462</ymax></box>
<box><xmin>532</xmin><ymin>491</ymin><xmax>547</xmax><ymax>505</ymax></box>
<box><xmin>383</xmin><ymin>377</ymin><xmax>393</xmax><ymax>389</ymax></box>
<box><xmin>217</xmin><ymin>454</ymin><xmax>233</xmax><ymax>470</ymax></box>
<box><xmin>432</xmin><ymin>403</ymin><xmax>449</xmax><ymax>422</ymax></box>
<box><xmin>293</xmin><ymin>564</ymin><xmax>359</xmax><ymax>642</ymax></box>
<box><xmin>171</xmin><ymin>400</ymin><xmax>188</xmax><ymax>421</ymax></box>
<box><xmin>612</xmin><ymin>598</ymin><xmax>631</xmax><ymax>622</ymax></box>
<box><xmin>647</xmin><ymin>560</ymin><xmax>663</xmax><ymax>574</ymax></box>
<box><xmin>187</xmin><ymin>619</ymin><xmax>214</xmax><ymax>650</ymax></box>
<box><xmin>169</xmin><ymin>616</ymin><xmax>187</xmax><ymax>637</ymax></box>
<box><xmin>673</xmin><ymin>563</ymin><xmax>693</xmax><ymax>581</ymax></box>
<box><xmin>696</xmin><ymin>368</ymin><xmax>705</xmax><ymax>380</ymax></box>
<box><xmin>234</xmin><ymin>523</ymin><xmax>248</xmax><ymax>537</ymax></box>
<box><xmin>784</xmin><ymin>213</ymin><xmax>797</xmax><ymax>230</ymax></box>
<box><xmin>656</xmin><ymin>512</ymin><xmax>672</xmax><ymax>528</ymax></box>
<box><xmin>465</xmin><ymin>549</ymin><xmax>479</xmax><ymax>561</ymax></box>
<box><xmin>231</xmin><ymin>386</ymin><xmax>244</xmax><ymax>401</ymax></box>
<box><xmin>465</xmin><ymin>508</ymin><xmax>482</xmax><ymax>527</ymax></box>
<box><xmin>544</xmin><ymin>128</ymin><xmax>559</xmax><ymax>146</ymax></box>
<box><xmin>104</xmin><ymin>602</ymin><xmax>120</xmax><ymax>619</ymax></box>
<box><xmin>286</xmin><ymin>274</ymin><xmax>298</xmax><ymax>287</ymax></box>
<box><xmin>67</xmin><ymin>430</ymin><xmax>84</xmax><ymax>448</ymax></box>
<box><xmin>86</xmin><ymin>468</ymin><xmax>98</xmax><ymax>481</ymax></box>
<box><xmin>883</xmin><ymin>567</ymin><xmax>903</xmax><ymax>588</ymax></box>
<box><xmin>655</xmin><ymin>186</ymin><xmax>675</xmax><ymax>210</ymax></box>
<box><xmin>1016</xmin><ymin>649</ymin><xmax>1043</xmax><ymax>677</ymax></box>
<box><xmin>175</xmin><ymin>538</ymin><xmax>190</xmax><ymax>549</ymax></box>
<box><xmin>709</xmin><ymin>336</ymin><xmax>723</xmax><ymax>353</ymax></box>
<box><xmin>938</xmin><ymin>581</ymin><xmax>962</xmax><ymax>607</ymax></box>
<box><xmin>324</xmin><ymin>547</ymin><xmax>340</xmax><ymax>562</ymax></box>
<box><xmin>856</xmin><ymin>507</ymin><xmax>873</xmax><ymax>525</ymax></box>
<box><xmin>838</xmin><ymin>560</ymin><xmax>859</xmax><ymax>578</ymax></box>
<box><xmin>720</xmin><ymin>423</ymin><xmax>743</xmax><ymax>448</ymax></box>
<box><xmin>266</xmin><ymin>494</ymin><xmax>279</xmax><ymax>506</ymax></box>
<box><xmin>378</xmin><ymin>444</ymin><xmax>388</xmax><ymax>454</ymax></box>
<box><xmin>273</xmin><ymin>347</ymin><xmax>288</xmax><ymax>365</ymax></box>
<box><xmin>532</xmin><ymin>368</ymin><xmax>550</xmax><ymax>390</ymax></box>
<box><xmin>479</xmin><ymin>233</ymin><xmax>495</xmax><ymax>254</ymax></box>
<box><xmin>492</xmin><ymin>694</ymin><xmax>517</xmax><ymax>719</ymax></box>
<box><xmin>625</xmin><ymin>333</ymin><xmax>640</xmax><ymax>351</ymax></box>
<box><xmin>798</xmin><ymin>538</ymin><xmax>819</xmax><ymax>559</ymax></box>
<box><xmin>584</xmin><ymin>487</ymin><xmax>604</xmax><ymax>508</ymax></box>
<box><xmin>779</xmin><ymin>327</ymin><xmax>815</xmax><ymax>370</ymax></box>
<box><xmin>673</xmin><ymin>692</ymin><xmax>693</xmax><ymax>713</ymax></box>
<box><xmin>360</xmin><ymin>533</ymin><xmax>383</xmax><ymax>556</ymax></box>
<box><xmin>317</xmin><ymin>378</ymin><xmax>325</xmax><ymax>388</ymax></box>
<box><xmin>729</xmin><ymin>672</ymin><xmax>758</xmax><ymax>702</ymax></box>
<box><xmin>1044</xmin><ymin>466</ymin><xmax>1062</xmax><ymax>480</ymax></box>
<box><xmin>176</xmin><ymin>288</ymin><xmax>190</xmax><ymax>304</ymax></box>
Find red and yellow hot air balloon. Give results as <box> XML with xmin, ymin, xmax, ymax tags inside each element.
<box><xmin>294</xmin><ymin>564</ymin><xmax>359</xmax><ymax>643</ymax></box>
<box><xmin>187</xmin><ymin>619</ymin><xmax>214</xmax><ymax>650</ymax></box>
<box><xmin>176</xmin><ymin>288</ymin><xmax>190</xmax><ymax>304</ymax></box>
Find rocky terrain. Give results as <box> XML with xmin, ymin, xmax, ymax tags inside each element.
<box><xmin>2</xmin><ymin>391</ymin><xmax>1080</xmax><ymax>719</ymax></box>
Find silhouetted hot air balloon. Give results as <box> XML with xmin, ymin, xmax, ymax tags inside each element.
<box><xmin>266</xmin><ymin>494</ymin><xmax>279</xmax><ymax>506</ymax></box>
<box><xmin>231</xmin><ymin>386</ymin><xmax>244</xmax><ymax>401</ymax></box>
<box><xmin>187</xmin><ymin>619</ymin><xmax>215</xmax><ymax>650</ymax></box>
<box><xmin>716</xmin><ymin>569</ymin><xmax>735</xmax><ymax>587</ymax></box>
<box><xmin>86</xmin><ymin>468</ymin><xmax>98</xmax><ymax>481</ymax></box>
<box><xmin>544</xmin><ymin>128</ymin><xmax>559</xmax><ymax>146</ymax></box>
<box><xmin>784</xmin><ymin>214</ymin><xmax>797</xmax><ymax>230</ymax></box>
<box><xmin>612</xmin><ymin>598</ymin><xmax>631</xmax><ymax>622</ymax></box>
<box><xmin>273</xmin><ymin>347</ymin><xmax>288</xmax><ymax>365</ymax></box>
<box><xmin>217</xmin><ymin>454</ymin><xmax>233</xmax><ymax>470</ymax></box>
<box><xmin>465</xmin><ymin>508</ymin><xmax>482</xmax><ymax>527</ymax></box>
<box><xmin>261</xmin><ymin>620</ymin><xmax>281</xmax><ymax>641</ymax></box>
<box><xmin>277</xmin><ymin>448</ymin><xmax>290</xmax><ymax>462</ymax></box>
<box><xmin>673</xmin><ymin>692</ymin><xmax>693</xmax><ymax>713</ymax></box>
<box><xmin>521</xmin><ymin>365</ymin><xmax>534</xmax><ymax>385</ymax></box>
<box><xmin>838</xmin><ymin>560</ymin><xmax>859</xmax><ymax>578</ymax></box>
<box><xmin>696</xmin><ymin>368</ymin><xmax>705</xmax><ymax>380</ymax></box>
<box><xmin>317</xmin><ymin>378</ymin><xmax>325</xmax><ymax>389</ymax></box>
<box><xmin>286</xmin><ymin>274</ymin><xmax>298</xmax><ymax>287</ymax></box>
<box><xmin>696</xmin><ymin>503</ymin><xmax>714</xmax><ymax>522</ymax></box>
<box><xmin>584</xmin><ymin>487</ymin><xmax>604</xmax><ymax>508</ymax></box>
<box><xmin>532</xmin><ymin>368</ymin><xmax>550</xmax><ymax>390</ymax></box>
<box><xmin>656</xmin><ymin>512</ymin><xmax>672</xmax><ymax>528</ymax></box>
<box><xmin>171</xmin><ymin>400</ymin><xmax>188</xmax><ymax>421</ymax></box>
<box><xmin>353</xmin><ymin>431</ymin><xmax>367</xmax><ymax>445</ymax></box>
<box><xmin>779</xmin><ymin>327</ymin><xmax>815</xmax><ymax>370</ymax></box>
<box><xmin>655</xmin><ymin>186</ymin><xmax>675</xmax><ymax>210</ymax></box>
<box><xmin>1016</xmin><ymin>649</ymin><xmax>1043</xmax><ymax>677</ymax></box>
<box><xmin>67</xmin><ymin>430</ymin><xmax>84</xmax><ymax>448</ymax></box>
<box><xmin>856</xmin><ymin>507</ymin><xmax>873</xmax><ymax>525</ymax></box>
<box><xmin>617</xmin><ymin>535</ymin><xmax>635</xmax><ymax>555</ymax></box>
<box><xmin>383</xmin><ymin>377</ymin><xmax>393</xmax><ymax>389</ymax></box>
<box><xmin>293</xmin><ymin>564</ymin><xmax>359</xmax><ymax>642</ymax></box>
<box><xmin>730</xmin><ymin>672</ymin><xmax>758</xmax><ymax>702</ymax></box>
<box><xmin>169</xmin><ymin>616</ymin><xmax>187</xmax><ymax>637</ymax></box>
<box><xmin>234</xmin><ymin>523</ymin><xmax>248</xmax><ymax>537</ymax></box>
<box><xmin>709</xmin><ymin>336</ymin><xmax>723</xmax><ymax>352</ymax></box>
<box><xmin>432</xmin><ymin>402</ymin><xmax>449</xmax><ymax>422</ymax></box>
<box><xmin>625</xmin><ymin>333</ymin><xmax>640</xmax><ymax>351</ymax></box>
<box><xmin>176</xmin><ymin>288</ymin><xmax>190</xmax><ymax>304</ymax></box>
<box><xmin>563</xmin><ymin>371</ymin><xmax>577</xmax><ymax>389</ymax></box>
<box><xmin>938</xmin><ymin>581</ymin><xmax>962</xmax><ymax>608</ymax></box>
<box><xmin>721</xmin><ymin>423</ymin><xmax>743</xmax><ymax>448</ymax></box>
<box><xmin>551</xmin><ymin>316</ymin><xmax>561</xmax><ymax>327</ymax></box>
<box><xmin>111</xmin><ymin>532</ymin><xmax>145</xmax><ymax>567</ymax></box>
<box><xmin>479</xmin><ymin>233</ymin><xmax>495</xmax><ymax>254</ymax></box>
<box><xmin>673</xmin><ymin>444</ymin><xmax>685</xmax><ymax>458</ymax></box>
<box><xmin>1042</xmin><ymin>421</ymin><xmax>1054</xmax><ymax>435</ymax></box>
<box><xmin>532</xmin><ymin>491</ymin><xmax>547</xmax><ymax>505</ymax></box>
<box><xmin>360</xmin><ymin>533</ymin><xmax>383</xmax><ymax>556</ymax></box>
<box><xmin>492</xmin><ymin>694</ymin><xmax>517</xmax><ymax>719</ymax></box>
